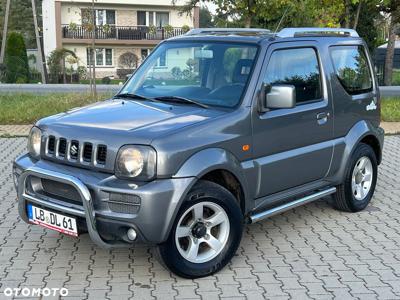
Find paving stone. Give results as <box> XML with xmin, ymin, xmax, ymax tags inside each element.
<box><xmin>1</xmin><ymin>135</ymin><xmax>400</xmax><ymax>299</ymax></box>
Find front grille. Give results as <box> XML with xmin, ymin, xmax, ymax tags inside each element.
<box><xmin>58</xmin><ymin>138</ymin><xmax>67</xmax><ymax>157</ymax></box>
<box><xmin>41</xmin><ymin>178</ymin><xmax>82</xmax><ymax>205</ymax></box>
<box><xmin>97</xmin><ymin>145</ymin><xmax>107</xmax><ymax>165</ymax></box>
<box><xmin>48</xmin><ymin>136</ymin><xmax>55</xmax><ymax>153</ymax></box>
<box><xmin>83</xmin><ymin>143</ymin><xmax>93</xmax><ymax>162</ymax></box>
<box><xmin>45</xmin><ymin>136</ymin><xmax>108</xmax><ymax>167</ymax></box>
<box><xmin>107</xmin><ymin>192</ymin><xmax>141</xmax><ymax>214</ymax></box>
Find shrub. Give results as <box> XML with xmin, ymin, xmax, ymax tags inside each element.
<box><xmin>118</xmin><ymin>52</ymin><xmax>138</xmax><ymax>69</ymax></box>
<box><xmin>16</xmin><ymin>76</ymin><xmax>28</xmax><ymax>84</ymax></box>
<box><xmin>164</xmin><ymin>24</ymin><xmax>174</xmax><ymax>36</ymax></box>
<box><xmin>4</xmin><ymin>32</ymin><xmax>30</xmax><ymax>83</ymax></box>
<box><xmin>77</xmin><ymin>66</ymin><xmax>88</xmax><ymax>80</ymax></box>
<box><xmin>68</xmin><ymin>22</ymin><xmax>78</xmax><ymax>32</ymax></box>
<box><xmin>182</xmin><ymin>25</ymin><xmax>190</xmax><ymax>33</ymax></box>
<box><xmin>101</xmin><ymin>76</ymin><xmax>111</xmax><ymax>84</ymax></box>
<box><xmin>171</xmin><ymin>66</ymin><xmax>182</xmax><ymax>79</ymax></box>
<box><xmin>116</xmin><ymin>68</ymin><xmax>134</xmax><ymax>79</ymax></box>
<box><xmin>148</xmin><ymin>25</ymin><xmax>157</xmax><ymax>35</ymax></box>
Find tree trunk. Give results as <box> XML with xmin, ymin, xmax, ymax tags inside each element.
<box><xmin>384</xmin><ymin>20</ymin><xmax>396</xmax><ymax>86</ymax></box>
<box><xmin>62</xmin><ymin>58</ymin><xmax>66</xmax><ymax>84</ymax></box>
<box><xmin>244</xmin><ymin>16</ymin><xmax>252</xmax><ymax>28</ymax></box>
<box><xmin>353</xmin><ymin>0</ymin><xmax>362</xmax><ymax>29</ymax></box>
<box><xmin>344</xmin><ymin>0</ymin><xmax>351</xmax><ymax>28</ymax></box>
<box><xmin>91</xmin><ymin>0</ymin><xmax>97</xmax><ymax>99</ymax></box>
<box><xmin>0</xmin><ymin>0</ymin><xmax>11</xmax><ymax>64</ymax></box>
<box><xmin>31</xmin><ymin>0</ymin><xmax>47</xmax><ymax>83</ymax></box>
<box><xmin>244</xmin><ymin>0</ymin><xmax>254</xmax><ymax>28</ymax></box>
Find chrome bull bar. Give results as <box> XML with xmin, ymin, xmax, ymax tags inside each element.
<box><xmin>17</xmin><ymin>166</ymin><xmax>125</xmax><ymax>249</ymax></box>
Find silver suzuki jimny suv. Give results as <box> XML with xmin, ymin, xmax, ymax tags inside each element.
<box><xmin>14</xmin><ymin>28</ymin><xmax>384</xmax><ymax>278</ymax></box>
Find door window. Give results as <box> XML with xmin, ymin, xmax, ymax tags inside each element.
<box><xmin>330</xmin><ymin>46</ymin><xmax>373</xmax><ymax>95</ymax></box>
<box><xmin>264</xmin><ymin>47</ymin><xmax>322</xmax><ymax>104</ymax></box>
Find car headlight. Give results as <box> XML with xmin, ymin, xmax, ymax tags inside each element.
<box><xmin>115</xmin><ymin>145</ymin><xmax>156</xmax><ymax>180</ymax></box>
<box><xmin>28</xmin><ymin>127</ymin><xmax>42</xmax><ymax>159</ymax></box>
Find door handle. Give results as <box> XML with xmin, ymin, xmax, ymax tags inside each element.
<box><xmin>316</xmin><ymin>112</ymin><xmax>330</xmax><ymax>125</ymax></box>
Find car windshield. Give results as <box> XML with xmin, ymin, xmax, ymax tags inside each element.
<box><xmin>120</xmin><ymin>41</ymin><xmax>258</xmax><ymax>108</ymax></box>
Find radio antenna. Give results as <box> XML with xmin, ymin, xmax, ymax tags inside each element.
<box><xmin>273</xmin><ymin>6</ymin><xmax>290</xmax><ymax>36</ymax></box>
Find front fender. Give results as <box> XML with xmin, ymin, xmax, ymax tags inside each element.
<box><xmin>173</xmin><ymin>147</ymin><xmax>250</xmax><ymax>210</ymax></box>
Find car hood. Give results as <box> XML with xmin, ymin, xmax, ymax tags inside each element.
<box><xmin>37</xmin><ymin>99</ymin><xmax>225</xmax><ymax>144</ymax></box>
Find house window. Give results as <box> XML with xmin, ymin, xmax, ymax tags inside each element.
<box><xmin>87</xmin><ymin>48</ymin><xmax>113</xmax><ymax>66</ymax></box>
<box><xmin>137</xmin><ymin>11</ymin><xmax>169</xmax><ymax>27</ymax></box>
<box><xmin>81</xmin><ymin>9</ymin><xmax>115</xmax><ymax>25</ymax></box>
<box><xmin>141</xmin><ymin>49</ymin><xmax>152</xmax><ymax>60</ymax></box>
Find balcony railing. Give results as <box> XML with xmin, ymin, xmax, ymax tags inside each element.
<box><xmin>62</xmin><ymin>25</ymin><xmax>186</xmax><ymax>40</ymax></box>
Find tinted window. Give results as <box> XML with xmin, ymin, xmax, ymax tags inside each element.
<box><xmin>264</xmin><ymin>48</ymin><xmax>322</xmax><ymax>104</ymax></box>
<box><xmin>330</xmin><ymin>46</ymin><xmax>372</xmax><ymax>95</ymax></box>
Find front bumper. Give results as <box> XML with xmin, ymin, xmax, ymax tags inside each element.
<box><xmin>14</xmin><ymin>154</ymin><xmax>196</xmax><ymax>248</ymax></box>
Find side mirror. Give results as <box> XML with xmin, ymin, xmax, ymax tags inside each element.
<box><xmin>259</xmin><ymin>84</ymin><xmax>296</xmax><ymax>112</ymax></box>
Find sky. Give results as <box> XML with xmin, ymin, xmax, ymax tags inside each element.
<box><xmin>205</xmin><ymin>3</ymin><xmax>218</xmax><ymax>14</ymax></box>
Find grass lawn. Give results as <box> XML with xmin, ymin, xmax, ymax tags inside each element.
<box><xmin>393</xmin><ymin>70</ymin><xmax>400</xmax><ymax>86</ymax></box>
<box><xmin>0</xmin><ymin>93</ymin><xmax>399</xmax><ymax>125</ymax></box>
<box><xmin>381</xmin><ymin>97</ymin><xmax>400</xmax><ymax>122</ymax></box>
<box><xmin>0</xmin><ymin>93</ymin><xmax>112</xmax><ymax>125</ymax></box>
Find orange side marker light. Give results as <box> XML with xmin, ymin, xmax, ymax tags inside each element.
<box><xmin>242</xmin><ymin>144</ymin><xmax>250</xmax><ymax>152</ymax></box>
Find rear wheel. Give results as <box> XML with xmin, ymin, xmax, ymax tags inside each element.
<box><xmin>333</xmin><ymin>143</ymin><xmax>378</xmax><ymax>212</ymax></box>
<box><xmin>157</xmin><ymin>180</ymin><xmax>243</xmax><ymax>278</ymax></box>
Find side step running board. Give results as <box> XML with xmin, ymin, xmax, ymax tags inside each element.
<box><xmin>249</xmin><ymin>187</ymin><xmax>336</xmax><ymax>223</ymax></box>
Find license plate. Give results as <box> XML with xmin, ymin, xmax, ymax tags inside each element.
<box><xmin>27</xmin><ymin>204</ymin><xmax>78</xmax><ymax>237</ymax></box>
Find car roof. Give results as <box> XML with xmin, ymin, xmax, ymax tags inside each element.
<box><xmin>167</xmin><ymin>27</ymin><xmax>363</xmax><ymax>45</ymax></box>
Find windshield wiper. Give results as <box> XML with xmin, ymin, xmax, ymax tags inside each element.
<box><xmin>154</xmin><ymin>96</ymin><xmax>209</xmax><ymax>109</ymax></box>
<box><xmin>114</xmin><ymin>92</ymin><xmax>158</xmax><ymax>102</ymax></box>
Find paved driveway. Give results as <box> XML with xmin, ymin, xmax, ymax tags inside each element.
<box><xmin>1</xmin><ymin>137</ymin><xmax>400</xmax><ymax>299</ymax></box>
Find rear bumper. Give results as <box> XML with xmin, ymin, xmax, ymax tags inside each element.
<box><xmin>14</xmin><ymin>154</ymin><xmax>196</xmax><ymax>248</ymax></box>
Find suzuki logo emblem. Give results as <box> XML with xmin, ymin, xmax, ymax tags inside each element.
<box><xmin>70</xmin><ymin>145</ymin><xmax>78</xmax><ymax>156</ymax></box>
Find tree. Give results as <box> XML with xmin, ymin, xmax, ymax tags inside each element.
<box><xmin>47</xmin><ymin>48</ymin><xmax>77</xmax><ymax>83</ymax></box>
<box><xmin>173</xmin><ymin>0</ymin><xmax>259</xmax><ymax>27</ymax></box>
<box><xmin>0</xmin><ymin>0</ymin><xmax>43</xmax><ymax>49</ymax></box>
<box><xmin>118</xmin><ymin>52</ymin><xmax>138</xmax><ymax>69</ymax></box>
<box><xmin>0</xmin><ymin>0</ymin><xmax>10</xmax><ymax>64</ymax></box>
<box><xmin>199</xmin><ymin>6</ymin><xmax>213</xmax><ymax>27</ymax></box>
<box><xmin>174</xmin><ymin>0</ymin><xmax>344</xmax><ymax>29</ymax></box>
<box><xmin>31</xmin><ymin>0</ymin><xmax>46</xmax><ymax>83</ymax></box>
<box><xmin>379</xmin><ymin>0</ymin><xmax>400</xmax><ymax>86</ymax></box>
<box><xmin>3</xmin><ymin>32</ymin><xmax>29</xmax><ymax>83</ymax></box>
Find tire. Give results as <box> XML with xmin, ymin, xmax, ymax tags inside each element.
<box><xmin>157</xmin><ymin>180</ymin><xmax>243</xmax><ymax>278</ymax></box>
<box><xmin>333</xmin><ymin>143</ymin><xmax>378</xmax><ymax>212</ymax></box>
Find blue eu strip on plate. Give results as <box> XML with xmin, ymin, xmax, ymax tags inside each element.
<box><xmin>27</xmin><ymin>204</ymin><xmax>33</xmax><ymax>220</ymax></box>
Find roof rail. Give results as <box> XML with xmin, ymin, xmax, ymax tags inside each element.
<box><xmin>278</xmin><ymin>27</ymin><xmax>359</xmax><ymax>38</ymax></box>
<box><xmin>186</xmin><ymin>28</ymin><xmax>271</xmax><ymax>36</ymax></box>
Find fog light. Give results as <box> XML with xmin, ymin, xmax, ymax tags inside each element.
<box><xmin>127</xmin><ymin>228</ymin><xmax>137</xmax><ymax>241</ymax></box>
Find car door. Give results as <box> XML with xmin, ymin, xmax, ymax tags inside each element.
<box><xmin>251</xmin><ymin>41</ymin><xmax>334</xmax><ymax>198</ymax></box>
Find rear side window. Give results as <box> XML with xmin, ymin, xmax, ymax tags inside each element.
<box><xmin>330</xmin><ymin>46</ymin><xmax>373</xmax><ymax>95</ymax></box>
<box><xmin>264</xmin><ymin>47</ymin><xmax>322</xmax><ymax>104</ymax></box>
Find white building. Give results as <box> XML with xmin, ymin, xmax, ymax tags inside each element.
<box><xmin>42</xmin><ymin>0</ymin><xmax>199</xmax><ymax>78</ymax></box>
